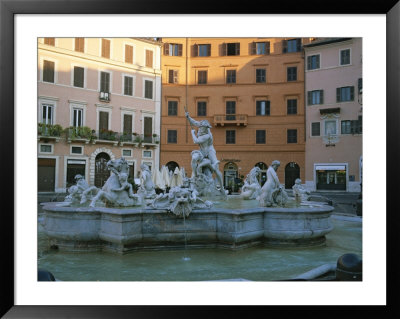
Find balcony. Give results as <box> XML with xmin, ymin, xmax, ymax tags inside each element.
<box><xmin>38</xmin><ymin>123</ymin><xmax>63</xmax><ymax>142</ymax></box>
<box><xmin>99</xmin><ymin>91</ymin><xmax>111</xmax><ymax>102</ymax></box>
<box><xmin>92</xmin><ymin>129</ymin><xmax>119</xmax><ymax>146</ymax></box>
<box><xmin>213</xmin><ymin>114</ymin><xmax>248</xmax><ymax>127</ymax></box>
<box><xmin>66</xmin><ymin>126</ymin><xmax>94</xmax><ymax>144</ymax></box>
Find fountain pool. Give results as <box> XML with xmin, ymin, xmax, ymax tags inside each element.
<box><xmin>38</xmin><ymin>215</ymin><xmax>361</xmax><ymax>281</ymax></box>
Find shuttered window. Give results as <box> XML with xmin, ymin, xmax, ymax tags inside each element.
<box><xmin>99</xmin><ymin>111</ymin><xmax>109</xmax><ymax>131</ymax></box>
<box><xmin>340</xmin><ymin>49</ymin><xmax>351</xmax><ymax>65</ymax></box>
<box><xmin>146</xmin><ymin>50</ymin><xmax>153</xmax><ymax>67</ymax></box>
<box><xmin>75</xmin><ymin>38</ymin><xmax>84</xmax><ymax>52</ymax></box>
<box><xmin>222</xmin><ymin>43</ymin><xmax>240</xmax><ymax>56</ymax></box>
<box><xmin>100</xmin><ymin>72</ymin><xmax>110</xmax><ymax>93</ymax></box>
<box><xmin>44</xmin><ymin>38</ymin><xmax>55</xmax><ymax>46</ymax></box>
<box><xmin>101</xmin><ymin>39</ymin><xmax>111</xmax><ymax>58</ymax></box>
<box><xmin>144</xmin><ymin>80</ymin><xmax>153</xmax><ymax>99</ymax></box>
<box><xmin>256</xmin><ymin>100</ymin><xmax>270</xmax><ymax>116</ymax></box>
<box><xmin>168</xmin><ymin>70</ymin><xmax>178</xmax><ymax>83</ymax></box>
<box><xmin>251</xmin><ymin>42</ymin><xmax>270</xmax><ymax>55</ymax></box>
<box><xmin>336</xmin><ymin>86</ymin><xmax>354</xmax><ymax>102</ymax></box>
<box><xmin>164</xmin><ymin>43</ymin><xmax>182</xmax><ymax>56</ymax></box>
<box><xmin>283</xmin><ymin>38</ymin><xmax>301</xmax><ymax>53</ymax></box>
<box><xmin>124</xmin><ymin>76</ymin><xmax>133</xmax><ymax>96</ymax></box>
<box><xmin>125</xmin><ymin>45</ymin><xmax>133</xmax><ymax>63</ymax></box>
<box><xmin>307</xmin><ymin>54</ymin><xmax>320</xmax><ymax>70</ymax></box>
<box><xmin>43</xmin><ymin>60</ymin><xmax>55</xmax><ymax>83</ymax></box>
<box><xmin>123</xmin><ymin>114</ymin><xmax>133</xmax><ymax>135</ymax></box>
<box><xmin>308</xmin><ymin>90</ymin><xmax>324</xmax><ymax>105</ymax></box>
<box><xmin>73</xmin><ymin>66</ymin><xmax>84</xmax><ymax>88</ymax></box>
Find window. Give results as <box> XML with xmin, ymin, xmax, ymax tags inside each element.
<box><xmin>256</xmin><ymin>100</ymin><xmax>270</xmax><ymax>116</ymax></box>
<box><xmin>287</xmin><ymin>129</ymin><xmax>297</xmax><ymax>143</ymax></box>
<box><xmin>99</xmin><ymin>111</ymin><xmax>109</xmax><ymax>132</ymax></box>
<box><xmin>72</xmin><ymin>108</ymin><xmax>84</xmax><ymax>127</ymax></box>
<box><xmin>256</xmin><ymin>69</ymin><xmax>266</xmax><ymax>83</ymax></box>
<box><xmin>251</xmin><ymin>42</ymin><xmax>270</xmax><ymax>55</ymax></box>
<box><xmin>283</xmin><ymin>38</ymin><xmax>301</xmax><ymax>53</ymax></box>
<box><xmin>71</xmin><ymin>146</ymin><xmax>83</xmax><ymax>155</ymax></box>
<box><xmin>168</xmin><ymin>101</ymin><xmax>178</xmax><ymax>116</ymax></box>
<box><xmin>308</xmin><ymin>90</ymin><xmax>324</xmax><ymax>105</ymax></box>
<box><xmin>145</xmin><ymin>49</ymin><xmax>153</xmax><ymax>68</ymax></box>
<box><xmin>164</xmin><ymin>43</ymin><xmax>182</xmax><ymax>56</ymax></box>
<box><xmin>40</xmin><ymin>144</ymin><xmax>52</xmax><ymax>153</ymax></box>
<box><xmin>311</xmin><ymin>122</ymin><xmax>320</xmax><ymax>136</ymax></box>
<box><xmin>341</xmin><ymin>120</ymin><xmax>351</xmax><ymax>134</ymax></box>
<box><xmin>41</xmin><ymin>104</ymin><xmax>54</xmax><ymax>125</ymax></box>
<box><xmin>125</xmin><ymin>45</ymin><xmax>133</xmax><ymax>64</ymax></box>
<box><xmin>75</xmin><ymin>38</ymin><xmax>84</xmax><ymax>52</ymax></box>
<box><xmin>43</xmin><ymin>60</ymin><xmax>55</xmax><ymax>83</ymax></box>
<box><xmin>197</xmin><ymin>101</ymin><xmax>207</xmax><ymax>116</ymax></box>
<box><xmin>122</xmin><ymin>149</ymin><xmax>132</xmax><ymax>157</ymax></box>
<box><xmin>226</xmin><ymin>70</ymin><xmax>236</xmax><ymax>84</ymax></box>
<box><xmin>287</xmin><ymin>99</ymin><xmax>297</xmax><ymax>115</ymax></box>
<box><xmin>100</xmin><ymin>71</ymin><xmax>110</xmax><ymax>93</ymax></box>
<box><xmin>168</xmin><ymin>70</ymin><xmax>178</xmax><ymax>84</ymax></box>
<box><xmin>198</xmin><ymin>44</ymin><xmax>211</xmax><ymax>56</ymax></box>
<box><xmin>167</xmin><ymin>130</ymin><xmax>177</xmax><ymax>143</ymax></box>
<box><xmin>198</xmin><ymin>71</ymin><xmax>207</xmax><ymax>84</ymax></box>
<box><xmin>287</xmin><ymin>67</ymin><xmax>297</xmax><ymax>81</ymax></box>
<box><xmin>123</xmin><ymin>114</ymin><xmax>133</xmax><ymax>135</ymax></box>
<box><xmin>73</xmin><ymin>66</ymin><xmax>84</xmax><ymax>88</ymax></box>
<box><xmin>336</xmin><ymin>86</ymin><xmax>354</xmax><ymax>102</ymax></box>
<box><xmin>124</xmin><ymin>76</ymin><xmax>133</xmax><ymax>96</ymax></box>
<box><xmin>44</xmin><ymin>38</ymin><xmax>55</xmax><ymax>46</ymax></box>
<box><xmin>256</xmin><ymin>130</ymin><xmax>266</xmax><ymax>144</ymax></box>
<box><xmin>101</xmin><ymin>39</ymin><xmax>110</xmax><ymax>58</ymax></box>
<box><xmin>222</xmin><ymin>42</ymin><xmax>240</xmax><ymax>56</ymax></box>
<box><xmin>226</xmin><ymin>130</ymin><xmax>236</xmax><ymax>144</ymax></box>
<box><xmin>307</xmin><ymin>54</ymin><xmax>320</xmax><ymax>70</ymax></box>
<box><xmin>143</xmin><ymin>150</ymin><xmax>152</xmax><ymax>158</ymax></box>
<box><xmin>144</xmin><ymin>80</ymin><xmax>153</xmax><ymax>99</ymax></box>
<box><xmin>324</xmin><ymin>120</ymin><xmax>337</xmax><ymax>136</ymax></box>
<box><xmin>226</xmin><ymin>101</ymin><xmax>236</xmax><ymax>120</ymax></box>
<box><xmin>340</xmin><ymin>49</ymin><xmax>351</xmax><ymax>65</ymax></box>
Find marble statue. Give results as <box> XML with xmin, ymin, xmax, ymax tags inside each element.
<box><xmin>240</xmin><ymin>167</ymin><xmax>262</xmax><ymax>200</ymax></box>
<box><xmin>185</xmin><ymin>111</ymin><xmax>227</xmax><ymax>199</ymax></box>
<box><xmin>292</xmin><ymin>178</ymin><xmax>311</xmax><ymax>204</ymax></box>
<box><xmin>149</xmin><ymin>177</ymin><xmax>212</xmax><ymax>218</ymax></box>
<box><xmin>89</xmin><ymin>157</ymin><xmax>141</xmax><ymax>207</ymax></box>
<box><xmin>259</xmin><ymin>160</ymin><xmax>288</xmax><ymax>207</ymax></box>
<box><xmin>58</xmin><ymin>174</ymin><xmax>93</xmax><ymax>206</ymax></box>
<box><xmin>137</xmin><ymin>163</ymin><xmax>156</xmax><ymax>199</ymax></box>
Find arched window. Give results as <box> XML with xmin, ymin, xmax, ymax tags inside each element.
<box><xmin>95</xmin><ymin>152</ymin><xmax>111</xmax><ymax>187</ymax></box>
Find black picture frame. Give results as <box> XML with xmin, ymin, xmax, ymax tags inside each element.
<box><xmin>1</xmin><ymin>0</ymin><xmax>399</xmax><ymax>317</ymax></box>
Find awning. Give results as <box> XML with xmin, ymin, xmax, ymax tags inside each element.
<box><xmin>315</xmin><ymin>165</ymin><xmax>346</xmax><ymax>171</ymax></box>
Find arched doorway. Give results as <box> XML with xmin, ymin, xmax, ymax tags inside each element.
<box><xmin>255</xmin><ymin>162</ymin><xmax>268</xmax><ymax>186</ymax></box>
<box><xmin>224</xmin><ymin>162</ymin><xmax>238</xmax><ymax>194</ymax></box>
<box><xmin>95</xmin><ymin>152</ymin><xmax>111</xmax><ymax>188</ymax></box>
<box><xmin>166</xmin><ymin>161</ymin><xmax>179</xmax><ymax>174</ymax></box>
<box><xmin>285</xmin><ymin>162</ymin><xmax>300</xmax><ymax>189</ymax></box>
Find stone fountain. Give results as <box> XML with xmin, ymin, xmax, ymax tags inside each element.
<box><xmin>40</xmin><ymin>112</ymin><xmax>334</xmax><ymax>254</ymax></box>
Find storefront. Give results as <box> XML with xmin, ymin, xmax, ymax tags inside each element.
<box><xmin>315</xmin><ymin>164</ymin><xmax>347</xmax><ymax>191</ymax></box>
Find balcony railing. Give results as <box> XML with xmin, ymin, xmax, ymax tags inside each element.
<box><xmin>66</xmin><ymin>126</ymin><xmax>94</xmax><ymax>144</ymax></box>
<box><xmin>213</xmin><ymin>114</ymin><xmax>248</xmax><ymax>126</ymax></box>
<box><xmin>99</xmin><ymin>91</ymin><xmax>111</xmax><ymax>102</ymax></box>
<box><xmin>38</xmin><ymin>123</ymin><xmax>63</xmax><ymax>142</ymax></box>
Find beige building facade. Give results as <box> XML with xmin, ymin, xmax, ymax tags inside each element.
<box><xmin>304</xmin><ymin>38</ymin><xmax>362</xmax><ymax>192</ymax></box>
<box><xmin>160</xmin><ymin>37</ymin><xmax>314</xmax><ymax>192</ymax></box>
<box><xmin>38</xmin><ymin>37</ymin><xmax>162</xmax><ymax>192</ymax></box>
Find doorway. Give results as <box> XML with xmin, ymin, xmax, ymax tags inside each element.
<box><xmin>95</xmin><ymin>152</ymin><xmax>111</xmax><ymax>188</ymax></box>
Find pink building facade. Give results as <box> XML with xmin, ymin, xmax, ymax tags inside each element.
<box><xmin>38</xmin><ymin>38</ymin><xmax>162</xmax><ymax>192</ymax></box>
<box><xmin>304</xmin><ymin>38</ymin><xmax>362</xmax><ymax>192</ymax></box>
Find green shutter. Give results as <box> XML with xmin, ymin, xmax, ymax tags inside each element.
<box><xmin>336</xmin><ymin>88</ymin><xmax>341</xmax><ymax>102</ymax></box>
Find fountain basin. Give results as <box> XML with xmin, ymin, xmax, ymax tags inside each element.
<box><xmin>40</xmin><ymin>200</ymin><xmax>334</xmax><ymax>254</ymax></box>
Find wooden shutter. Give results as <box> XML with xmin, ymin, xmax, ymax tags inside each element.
<box><xmin>168</xmin><ymin>70</ymin><xmax>174</xmax><ymax>83</ymax></box>
<box><xmin>102</xmin><ymin>39</ymin><xmax>110</xmax><ymax>58</ymax></box>
<box><xmin>250</xmin><ymin>42</ymin><xmax>256</xmax><ymax>55</ymax></box>
<box><xmin>100</xmin><ymin>72</ymin><xmax>110</xmax><ymax>92</ymax></box>
<box><xmin>74</xmin><ymin>67</ymin><xmax>84</xmax><ymax>88</ymax></box>
<box><xmin>125</xmin><ymin>45</ymin><xmax>133</xmax><ymax>63</ymax></box>
<box><xmin>350</xmin><ymin>86</ymin><xmax>355</xmax><ymax>100</ymax></box>
<box><xmin>75</xmin><ymin>38</ymin><xmax>84</xmax><ymax>52</ymax></box>
<box><xmin>266</xmin><ymin>42</ymin><xmax>270</xmax><ymax>54</ymax></box>
<box><xmin>296</xmin><ymin>38</ymin><xmax>302</xmax><ymax>52</ymax></box>
<box><xmin>207</xmin><ymin>44</ymin><xmax>211</xmax><ymax>56</ymax></box>
<box><xmin>307</xmin><ymin>56</ymin><xmax>312</xmax><ymax>70</ymax></box>
<box><xmin>316</xmin><ymin>55</ymin><xmax>320</xmax><ymax>68</ymax></box>
<box><xmin>146</xmin><ymin>50</ymin><xmax>153</xmax><ymax>68</ymax></box>
<box><xmin>336</xmin><ymin>88</ymin><xmax>341</xmax><ymax>102</ymax></box>
<box><xmin>282</xmin><ymin>40</ymin><xmax>288</xmax><ymax>53</ymax></box>
<box><xmin>44</xmin><ymin>38</ymin><xmax>55</xmax><ymax>46</ymax></box>
<box><xmin>173</xmin><ymin>70</ymin><xmax>178</xmax><ymax>83</ymax></box>
<box><xmin>307</xmin><ymin>91</ymin><xmax>312</xmax><ymax>105</ymax></box>
<box><xmin>192</xmin><ymin>44</ymin><xmax>198</xmax><ymax>57</ymax></box>
<box><xmin>320</xmin><ymin>90</ymin><xmax>324</xmax><ymax>104</ymax></box>
<box><xmin>123</xmin><ymin>114</ymin><xmax>132</xmax><ymax>134</ymax></box>
<box><xmin>235</xmin><ymin>43</ymin><xmax>240</xmax><ymax>55</ymax></box>
<box><xmin>99</xmin><ymin>111</ymin><xmax>109</xmax><ymax>131</ymax></box>
<box><xmin>178</xmin><ymin>44</ymin><xmax>183</xmax><ymax>56</ymax></box>
<box><xmin>267</xmin><ymin>101</ymin><xmax>271</xmax><ymax>115</ymax></box>
<box><xmin>164</xmin><ymin>43</ymin><xmax>169</xmax><ymax>55</ymax></box>
<box><xmin>43</xmin><ymin>60</ymin><xmax>55</xmax><ymax>82</ymax></box>
<box><xmin>221</xmin><ymin>43</ymin><xmax>227</xmax><ymax>56</ymax></box>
